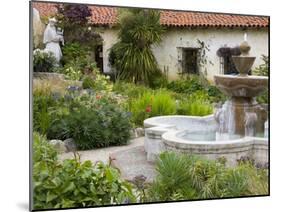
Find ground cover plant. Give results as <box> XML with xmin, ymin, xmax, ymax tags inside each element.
<box><xmin>146</xmin><ymin>152</ymin><xmax>268</xmax><ymax>202</ymax></box>
<box><xmin>33</xmin><ymin>50</ymin><xmax>57</xmax><ymax>73</ymax></box>
<box><xmin>33</xmin><ymin>133</ymin><xmax>136</xmax><ymax>209</ymax></box>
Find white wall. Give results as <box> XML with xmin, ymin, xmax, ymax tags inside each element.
<box><xmin>152</xmin><ymin>27</ymin><xmax>268</xmax><ymax>82</ymax></box>
<box><xmin>100</xmin><ymin>28</ymin><xmax>119</xmax><ymax>73</ymax></box>
<box><xmin>101</xmin><ymin>27</ymin><xmax>268</xmax><ymax>82</ymax></box>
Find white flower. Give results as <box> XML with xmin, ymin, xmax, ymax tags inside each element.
<box><xmin>33</xmin><ymin>48</ymin><xmax>42</xmax><ymax>54</ymax></box>
<box><xmin>88</xmin><ymin>27</ymin><xmax>92</xmax><ymax>31</ymax></box>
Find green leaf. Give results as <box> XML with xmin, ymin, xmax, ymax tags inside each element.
<box><xmin>51</xmin><ymin>177</ymin><xmax>61</xmax><ymax>187</ymax></box>
<box><xmin>105</xmin><ymin>168</ymin><xmax>114</xmax><ymax>182</ymax></box>
<box><xmin>62</xmin><ymin>181</ymin><xmax>75</xmax><ymax>193</ymax></box>
<box><xmin>46</xmin><ymin>192</ymin><xmax>58</xmax><ymax>203</ymax></box>
<box><xmin>79</xmin><ymin>187</ymin><xmax>88</xmax><ymax>194</ymax></box>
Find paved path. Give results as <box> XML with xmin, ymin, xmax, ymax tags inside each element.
<box><xmin>59</xmin><ymin>137</ymin><xmax>145</xmax><ymax>163</ymax></box>
<box><xmin>110</xmin><ymin>146</ymin><xmax>156</xmax><ymax>183</ymax></box>
<box><xmin>59</xmin><ymin>137</ymin><xmax>157</xmax><ymax>183</ymax></box>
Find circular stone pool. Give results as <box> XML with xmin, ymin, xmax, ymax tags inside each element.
<box><xmin>144</xmin><ymin>115</ymin><xmax>268</xmax><ymax>166</ymax></box>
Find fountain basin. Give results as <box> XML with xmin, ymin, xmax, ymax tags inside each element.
<box><xmin>214</xmin><ymin>75</ymin><xmax>268</xmax><ymax>97</ymax></box>
<box><xmin>163</xmin><ymin>130</ymin><xmax>268</xmax><ymax>167</ymax></box>
<box><xmin>144</xmin><ymin>115</ymin><xmax>216</xmax><ymax>161</ymax></box>
<box><xmin>144</xmin><ymin>115</ymin><xmax>268</xmax><ymax>166</ymax></box>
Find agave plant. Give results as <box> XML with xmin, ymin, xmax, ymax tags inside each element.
<box><xmin>109</xmin><ymin>9</ymin><xmax>165</xmax><ymax>85</ymax></box>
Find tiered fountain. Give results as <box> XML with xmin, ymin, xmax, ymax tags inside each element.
<box><xmin>214</xmin><ymin>34</ymin><xmax>268</xmax><ymax>139</ymax></box>
<box><xmin>144</xmin><ymin>35</ymin><xmax>268</xmax><ymax>166</ymax></box>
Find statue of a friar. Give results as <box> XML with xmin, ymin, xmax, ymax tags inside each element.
<box><xmin>43</xmin><ymin>17</ymin><xmax>64</xmax><ymax>63</ymax></box>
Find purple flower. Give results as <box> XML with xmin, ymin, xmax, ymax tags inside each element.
<box><xmin>67</xmin><ymin>85</ymin><xmax>80</xmax><ymax>92</ymax></box>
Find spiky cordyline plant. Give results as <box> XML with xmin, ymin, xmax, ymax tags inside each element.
<box><xmin>110</xmin><ymin>9</ymin><xmax>165</xmax><ymax>85</ymax></box>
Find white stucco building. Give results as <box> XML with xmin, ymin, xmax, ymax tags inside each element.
<box><xmin>34</xmin><ymin>2</ymin><xmax>269</xmax><ymax>82</ymax></box>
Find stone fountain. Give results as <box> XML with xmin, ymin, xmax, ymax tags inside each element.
<box><xmin>143</xmin><ymin>35</ymin><xmax>268</xmax><ymax>166</ymax></box>
<box><xmin>214</xmin><ymin>36</ymin><xmax>268</xmax><ymax>139</ymax></box>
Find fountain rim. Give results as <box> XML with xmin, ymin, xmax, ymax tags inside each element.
<box><xmin>231</xmin><ymin>55</ymin><xmax>256</xmax><ymax>59</ymax></box>
<box><xmin>162</xmin><ymin>129</ymin><xmax>267</xmax><ymax>146</ymax></box>
<box><xmin>144</xmin><ymin>114</ymin><xmax>214</xmax><ymax>128</ymax></box>
<box><xmin>214</xmin><ymin>74</ymin><xmax>268</xmax><ymax>80</ymax></box>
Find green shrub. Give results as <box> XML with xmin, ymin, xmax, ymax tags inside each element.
<box><xmin>82</xmin><ymin>76</ymin><xmax>95</xmax><ymax>89</ymax></box>
<box><xmin>174</xmin><ymin>91</ymin><xmax>213</xmax><ymax>116</ymax></box>
<box><xmin>148</xmin><ymin>152</ymin><xmax>197</xmax><ymax>201</ymax></box>
<box><xmin>60</xmin><ymin>42</ymin><xmax>100</xmax><ymax>80</ymax></box>
<box><xmin>253</xmin><ymin>55</ymin><xmax>268</xmax><ymax>76</ymax></box>
<box><xmin>129</xmin><ymin>91</ymin><xmax>153</xmax><ymax>126</ymax></box>
<box><xmin>91</xmin><ymin>71</ymin><xmax>113</xmax><ymax>92</ymax></box>
<box><xmin>252</xmin><ymin>55</ymin><xmax>269</xmax><ymax>104</ymax></box>
<box><xmin>33</xmin><ymin>87</ymin><xmax>63</xmax><ymax>135</ymax></box>
<box><xmin>113</xmin><ymin>82</ymin><xmax>152</xmax><ymax>99</ymax></box>
<box><xmin>33</xmin><ymin>132</ymin><xmax>58</xmax><ymax>162</ymax></box>
<box><xmin>206</xmin><ymin>85</ymin><xmax>226</xmax><ymax>103</ymax></box>
<box><xmin>147</xmin><ymin>152</ymin><xmax>268</xmax><ymax>202</ymax></box>
<box><xmin>33</xmin><ymin>132</ymin><xmax>136</xmax><ymax>209</ymax></box>
<box><xmin>167</xmin><ymin>76</ymin><xmax>204</xmax><ymax>94</ymax></box>
<box><xmin>166</xmin><ymin>76</ymin><xmax>226</xmax><ymax>103</ymax></box>
<box><xmin>130</xmin><ymin>90</ymin><xmax>176</xmax><ymax>126</ymax></box>
<box><xmin>256</xmin><ymin>90</ymin><xmax>269</xmax><ymax>104</ymax></box>
<box><xmin>59</xmin><ymin>59</ymin><xmax>101</xmax><ymax>81</ymax></box>
<box><xmin>59</xmin><ymin>60</ymin><xmax>83</xmax><ymax>81</ymax></box>
<box><xmin>33</xmin><ymin>83</ymin><xmax>131</xmax><ymax>150</ymax></box>
<box><xmin>109</xmin><ymin>9</ymin><xmax>164</xmax><ymax>85</ymax></box>
<box><xmin>47</xmin><ymin>94</ymin><xmax>131</xmax><ymax>150</ymax></box>
<box><xmin>150</xmin><ymin>90</ymin><xmax>176</xmax><ymax>116</ymax></box>
<box><xmin>148</xmin><ymin>71</ymin><xmax>168</xmax><ymax>89</ymax></box>
<box><xmin>176</xmin><ymin>99</ymin><xmax>213</xmax><ymax>116</ymax></box>
<box><xmin>33</xmin><ymin>50</ymin><xmax>57</xmax><ymax>72</ymax></box>
<box><xmin>61</xmin><ymin>42</ymin><xmax>89</xmax><ymax>65</ymax></box>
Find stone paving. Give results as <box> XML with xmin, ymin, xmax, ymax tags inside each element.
<box><xmin>110</xmin><ymin>146</ymin><xmax>156</xmax><ymax>183</ymax></box>
<box><xmin>59</xmin><ymin>137</ymin><xmax>156</xmax><ymax>183</ymax></box>
<box><xmin>60</xmin><ymin>137</ymin><xmax>144</xmax><ymax>163</ymax></box>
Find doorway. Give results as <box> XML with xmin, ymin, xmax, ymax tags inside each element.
<box><xmin>95</xmin><ymin>44</ymin><xmax>103</xmax><ymax>73</ymax></box>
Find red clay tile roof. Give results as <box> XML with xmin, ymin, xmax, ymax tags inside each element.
<box><xmin>90</xmin><ymin>6</ymin><xmax>118</xmax><ymax>25</ymax></box>
<box><xmin>32</xmin><ymin>2</ymin><xmax>268</xmax><ymax>28</ymax></box>
<box><xmin>160</xmin><ymin>11</ymin><xmax>268</xmax><ymax>27</ymax></box>
<box><xmin>32</xmin><ymin>2</ymin><xmax>58</xmax><ymax>17</ymax></box>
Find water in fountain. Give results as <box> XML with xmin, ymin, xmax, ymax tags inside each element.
<box><xmin>214</xmin><ymin>36</ymin><xmax>268</xmax><ymax>140</ymax></box>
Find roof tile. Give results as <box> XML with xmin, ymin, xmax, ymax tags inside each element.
<box><xmin>32</xmin><ymin>2</ymin><xmax>268</xmax><ymax>28</ymax></box>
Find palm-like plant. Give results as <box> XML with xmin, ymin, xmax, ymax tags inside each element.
<box><xmin>109</xmin><ymin>9</ymin><xmax>165</xmax><ymax>85</ymax></box>
<box><xmin>147</xmin><ymin>152</ymin><xmax>268</xmax><ymax>202</ymax></box>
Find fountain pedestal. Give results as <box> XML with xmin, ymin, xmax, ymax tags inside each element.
<box><xmin>214</xmin><ymin>40</ymin><xmax>268</xmax><ymax>138</ymax></box>
<box><xmin>218</xmin><ymin>97</ymin><xmax>267</xmax><ymax>137</ymax></box>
